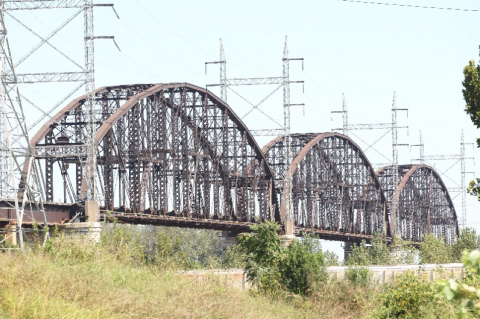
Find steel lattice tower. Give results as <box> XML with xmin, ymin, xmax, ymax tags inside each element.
<box><xmin>0</xmin><ymin>2</ymin><xmax>47</xmax><ymax>249</ymax></box>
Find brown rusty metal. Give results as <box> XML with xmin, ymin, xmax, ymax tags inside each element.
<box><xmin>30</xmin><ymin>83</ymin><xmax>278</xmax><ymax>224</ymax></box>
<box><xmin>24</xmin><ymin>82</ymin><xmax>458</xmax><ymax>244</ymax></box>
<box><xmin>376</xmin><ymin>164</ymin><xmax>458</xmax><ymax>243</ymax></box>
<box><xmin>264</xmin><ymin>132</ymin><xmax>388</xmax><ymax>237</ymax></box>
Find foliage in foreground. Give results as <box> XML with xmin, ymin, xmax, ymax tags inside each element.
<box><xmin>0</xmin><ymin>235</ymin><xmax>323</xmax><ymax>318</ymax></box>
<box><xmin>462</xmin><ymin>60</ymin><xmax>480</xmax><ymax>200</ymax></box>
<box><xmin>438</xmin><ymin>250</ymin><xmax>480</xmax><ymax>317</ymax></box>
<box><xmin>0</xmin><ymin>221</ymin><xmax>474</xmax><ymax>318</ymax></box>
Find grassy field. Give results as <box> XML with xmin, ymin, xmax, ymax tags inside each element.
<box><xmin>0</xmin><ymin>228</ymin><xmax>467</xmax><ymax>319</ymax></box>
<box><xmin>0</xmin><ymin>237</ymin><xmax>368</xmax><ymax>319</ymax></box>
<box><xmin>0</xmin><ymin>248</ymin><xmax>317</xmax><ymax>318</ymax></box>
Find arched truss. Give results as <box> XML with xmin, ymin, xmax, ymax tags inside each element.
<box><xmin>263</xmin><ymin>133</ymin><xmax>389</xmax><ymax>236</ymax></box>
<box><xmin>376</xmin><ymin>164</ymin><xmax>459</xmax><ymax>243</ymax></box>
<box><xmin>28</xmin><ymin>83</ymin><xmax>278</xmax><ymax>222</ymax></box>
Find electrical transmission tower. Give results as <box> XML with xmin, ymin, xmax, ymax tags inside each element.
<box><xmin>0</xmin><ymin>3</ymin><xmax>47</xmax><ymax>250</ymax></box>
<box><xmin>0</xmin><ymin>0</ymin><xmax>119</xmax><ymax>247</ymax></box>
<box><xmin>332</xmin><ymin>92</ymin><xmax>408</xmax><ymax>236</ymax></box>
<box><xmin>205</xmin><ymin>36</ymin><xmax>304</xmax><ymax>231</ymax></box>
<box><xmin>413</xmin><ymin>130</ymin><xmax>475</xmax><ymax>228</ymax></box>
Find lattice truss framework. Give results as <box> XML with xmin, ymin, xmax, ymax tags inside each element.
<box><xmin>28</xmin><ymin>83</ymin><xmax>278</xmax><ymax>222</ymax></box>
<box><xmin>263</xmin><ymin>132</ymin><xmax>388</xmax><ymax>237</ymax></box>
<box><xmin>27</xmin><ymin>82</ymin><xmax>459</xmax><ymax>242</ymax></box>
<box><xmin>376</xmin><ymin>164</ymin><xmax>458</xmax><ymax>243</ymax></box>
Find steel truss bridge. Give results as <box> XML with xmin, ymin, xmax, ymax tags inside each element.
<box><xmin>9</xmin><ymin>83</ymin><xmax>458</xmax><ymax>244</ymax></box>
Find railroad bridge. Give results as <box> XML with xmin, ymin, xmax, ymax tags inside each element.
<box><xmin>6</xmin><ymin>83</ymin><xmax>458</xmax><ymax>244</ymax></box>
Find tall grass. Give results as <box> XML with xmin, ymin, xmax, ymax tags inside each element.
<box><xmin>0</xmin><ymin>224</ymin><xmax>466</xmax><ymax>318</ymax></box>
<box><xmin>0</xmin><ymin>237</ymin><xmax>325</xmax><ymax>319</ymax></box>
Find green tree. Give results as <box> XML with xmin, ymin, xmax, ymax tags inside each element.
<box><xmin>451</xmin><ymin>228</ymin><xmax>480</xmax><ymax>262</ymax></box>
<box><xmin>236</xmin><ymin>221</ymin><xmax>285</xmax><ymax>294</ymax></box>
<box><xmin>236</xmin><ymin>222</ymin><xmax>328</xmax><ymax>296</ymax></box>
<box><xmin>278</xmin><ymin>238</ymin><xmax>327</xmax><ymax>295</ymax></box>
<box><xmin>324</xmin><ymin>250</ymin><xmax>340</xmax><ymax>266</ymax></box>
<box><xmin>462</xmin><ymin>60</ymin><xmax>480</xmax><ymax>199</ymax></box>
<box><xmin>346</xmin><ymin>231</ymin><xmax>390</xmax><ymax>266</ymax></box>
<box><xmin>419</xmin><ymin>234</ymin><xmax>453</xmax><ymax>264</ymax></box>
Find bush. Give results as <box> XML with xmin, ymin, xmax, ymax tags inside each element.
<box><xmin>222</xmin><ymin>243</ymin><xmax>246</xmax><ymax>269</ymax></box>
<box><xmin>345</xmin><ymin>266</ymin><xmax>372</xmax><ymax>287</ymax></box>
<box><xmin>419</xmin><ymin>234</ymin><xmax>453</xmax><ymax>264</ymax></box>
<box><xmin>236</xmin><ymin>222</ymin><xmax>285</xmax><ymax>294</ymax></box>
<box><xmin>278</xmin><ymin>239</ymin><xmax>327</xmax><ymax>295</ymax></box>
<box><xmin>378</xmin><ymin>270</ymin><xmax>436</xmax><ymax>318</ymax></box>
<box><xmin>438</xmin><ymin>250</ymin><xmax>480</xmax><ymax>317</ymax></box>
<box><xmin>346</xmin><ymin>231</ymin><xmax>390</xmax><ymax>266</ymax></box>
<box><xmin>324</xmin><ymin>250</ymin><xmax>340</xmax><ymax>266</ymax></box>
<box><xmin>101</xmin><ymin>222</ymin><xmax>222</xmax><ymax>269</ymax></box>
<box><xmin>451</xmin><ymin>228</ymin><xmax>480</xmax><ymax>262</ymax></box>
<box><xmin>236</xmin><ymin>222</ymin><xmax>328</xmax><ymax>296</ymax></box>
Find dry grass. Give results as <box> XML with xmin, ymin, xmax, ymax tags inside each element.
<box><xmin>0</xmin><ymin>240</ymin><xmax>328</xmax><ymax>319</ymax></box>
<box><xmin>0</xmin><ymin>236</ymin><xmax>463</xmax><ymax>319</ymax></box>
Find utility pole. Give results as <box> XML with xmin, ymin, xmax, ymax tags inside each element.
<box><xmin>410</xmin><ymin>131</ymin><xmax>424</xmax><ymax>164</ymax></box>
<box><xmin>413</xmin><ymin>130</ymin><xmax>475</xmax><ymax>228</ymax></box>
<box><xmin>331</xmin><ymin>94</ymin><xmax>348</xmax><ymax>136</ymax></box>
<box><xmin>1</xmin><ymin>1</ymin><xmax>119</xmax><ymax>240</ymax></box>
<box><xmin>332</xmin><ymin>92</ymin><xmax>408</xmax><ymax>236</ymax></box>
<box><xmin>205</xmin><ymin>37</ymin><xmax>304</xmax><ymax>137</ymax></box>
<box><xmin>390</xmin><ymin>92</ymin><xmax>409</xmax><ymax>236</ymax></box>
<box><xmin>205</xmin><ymin>37</ymin><xmax>304</xmax><ymax>233</ymax></box>
<box><xmin>0</xmin><ymin>2</ymin><xmax>47</xmax><ymax>249</ymax></box>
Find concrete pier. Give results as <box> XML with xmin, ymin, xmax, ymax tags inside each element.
<box><xmin>221</xmin><ymin>230</ymin><xmax>239</xmax><ymax>256</ymax></box>
<box><xmin>343</xmin><ymin>242</ymin><xmax>353</xmax><ymax>261</ymax></box>
<box><xmin>63</xmin><ymin>222</ymin><xmax>103</xmax><ymax>242</ymax></box>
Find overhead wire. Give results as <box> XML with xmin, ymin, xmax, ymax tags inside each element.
<box><xmin>131</xmin><ymin>0</ymin><xmax>274</xmax><ymax>75</ymax></box>
<box><xmin>337</xmin><ymin>0</ymin><xmax>480</xmax><ymax>12</ymax></box>
<box><xmin>120</xmin><ymin>18</ymin><xmax>205</xmax><ymax>78</ymax></box>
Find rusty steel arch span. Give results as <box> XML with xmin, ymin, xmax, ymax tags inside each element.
<box><xmin>263</xmin><ymin>133</ymin><xmax>389</xmax><ymax>238</ymax></box>
<box><xmin>28</xmin><ymin>83</ymin><xmax>278</xmax><ymax>225</ymax></box>
<box><xmin>376</xmin><ymin>164</ymin><xmax>459</xmax><ymax>243</ymax></box>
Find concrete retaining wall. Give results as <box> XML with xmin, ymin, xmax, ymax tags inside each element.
<box><xmin>180</xmin><ymin>263</ymin><xmax>465</xmax><ymax>291</ymax></box>
<box><xmin>328</xmin><ymin>263</ymin><xmax>464</xmax><ymax>284</ymax></box>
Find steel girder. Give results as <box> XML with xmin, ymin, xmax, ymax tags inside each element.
<box><xmin>263</xmin><ymin>132</ymin><xmax>389</xmax><ymax>237</ymax></box>
<box><xmin>376</xmin><ymin>164</ymin><xmax>459</xmax><ymax>243</ymax></box>
<box><xmin>26</xmin><ymin>83</ymin><xmax>278</xmax><ymax>222</ymax></box>
<box><xmin>25</xmin><ymin>82</ymin><xmax>459</xmax><ymax>243</ymax></box>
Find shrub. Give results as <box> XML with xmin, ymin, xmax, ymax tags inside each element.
<box><xmin>222</xmin><ymin>243</ymin><xmax>246</xmax><ymax>269</ymax></box>
<box><xmin>346</xmin><ymin>231</ymin><xmax>390</xmax><ymax>266</ymax></box>
<box><xmin>324</xmin><ymin>250</ymin><xmax>340</xmax><ymax>266</ymax></box>
<box><xmin>378</xmin><ymin>270</ymin><xmax>436</xmax><ymax>318</ymax></box>
<box><xmin>451</xmin><ymin>228</ymin><xmax>480</xmax><ymax>262</ymax></box>
<box><xmin>345</xmin><ymin>266</ymin><xmax>372</xmax><ymax>287</ymax></box>
<box><xmin>236</xmin><ymin>222</ymin><xmax>285</xmax><ymax>294</ymax></box>
<box><xmin>236</xmin><ymin>222</ymin><xmax>328</xmax><ymax>296</ymax></box>
<box><xmin>419</xmin><ymin>234</ymin><xmax>453</xmax><ymax>264</ymax></box>
<box><xmin>278</xmin><ymin>239</ymin><xmax>327</xmax><ymax>295</ymax></box>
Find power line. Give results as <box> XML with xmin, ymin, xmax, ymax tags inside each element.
<box><xmin>337</xmin><ymin>0</ymin><xmax>479</xmax><ymax>12</ymax></box>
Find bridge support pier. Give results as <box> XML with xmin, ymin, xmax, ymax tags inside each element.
<box><xmin>5</xmin><ymin>223</ymin><xmax>17</xmax><ymax>246</ymax></box>
<box><xmin>221</xmin><ymin>230</ymin><xmax>239</xmax><ymax>257</ymax></box>
<box><xmin>85</xmin><ymin>201</ymin><xmax>99</xmax><ymax>222</ymax></box>
<box><xmin>279</xmin><ymin>235</ymin><xmax>295</xmax><ymax>246</ymax></box>
<box><xmin>279</xmin><ymin>219</ymin><xmax>295</xmax><ymax>246</ymax></box>
<box><xmin>63</xmin><ymin>222</ymin><xmax>103</xmax><ymax>243</ymax></box>
<box><xmin>343</xmin><ymin>242</ymin><xmax>353</xmax><ymax>261</ymax></box>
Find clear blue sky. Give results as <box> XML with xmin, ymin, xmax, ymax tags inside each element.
<box><xmin>6</xmin><ymin>0</ymin><xmax>480</xmax><ymax>260</ymax></box>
